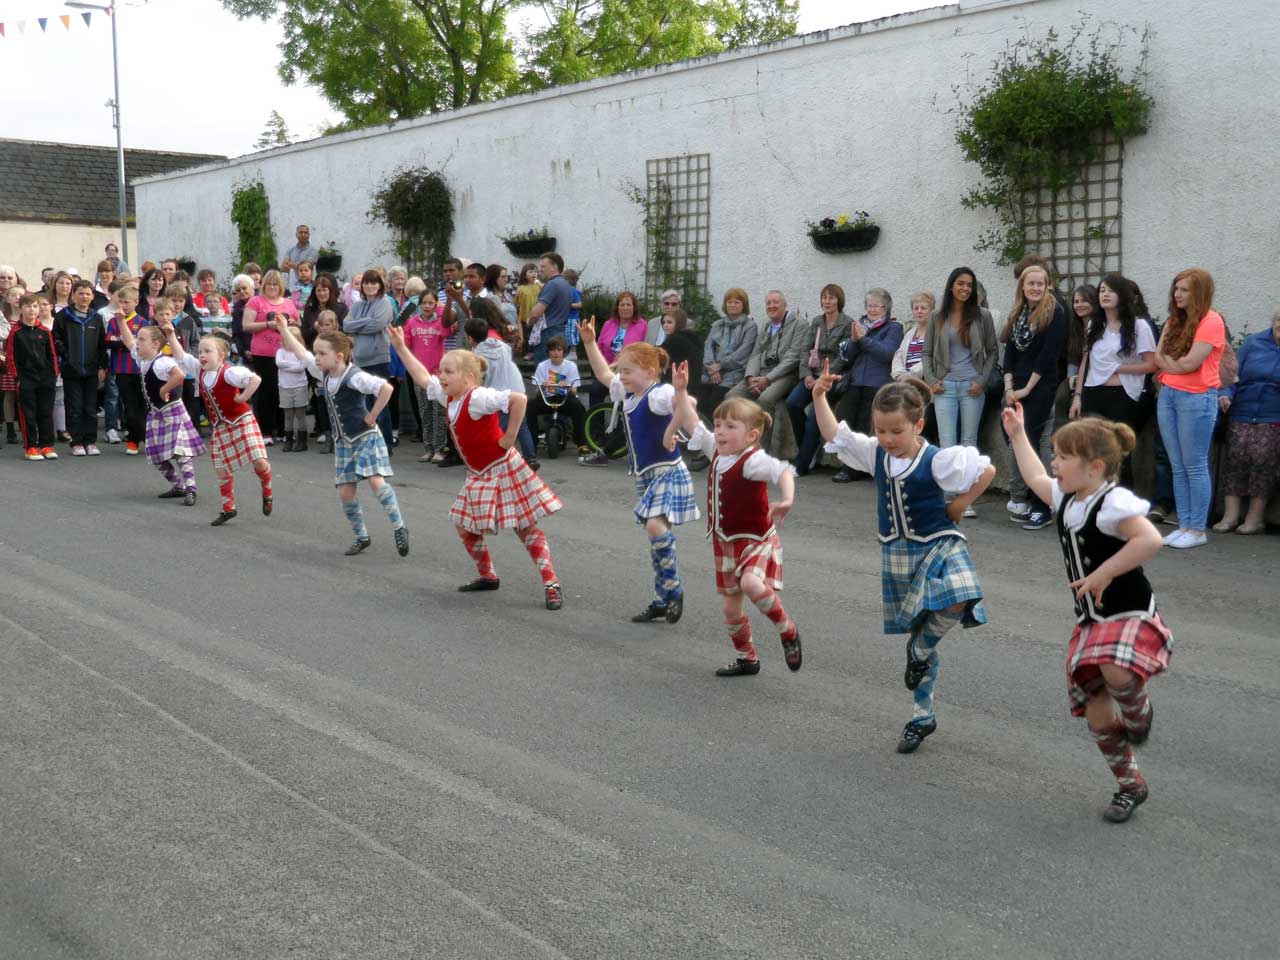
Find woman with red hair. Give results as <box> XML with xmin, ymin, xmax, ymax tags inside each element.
<box><xmin>1153</xmin><ymin>268</ymin><xmax>1226</xmax><ymax>549</ymax></box>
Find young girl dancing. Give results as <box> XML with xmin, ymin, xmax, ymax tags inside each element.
<box><xmin>275</xmin><ymin>317</ymin><xmax>409</xmax><ymax>557</ymax></box>
<box><xmin>388</xmin><ymin>326</ymin><xmax>563</xmax><ymax>609</ymax></box>
<box><xmin>115</xmin><ymin>302</ymin><xmax>207</xmax><ymax>505</ymax></box>
<box><xmin>168</xmin><ymin>329</ymin><xmax>273</xmax><ymax>526</ymax></box>
<box><xmin>812</xmin><ymin>364</ymin><xmax>995</xmax><ymax>753</ymax></box>
<box><xmin>1003</xmin><ymin>406</ymin><xmax>1170</xmax><ymax>823</ymax></box>
<box><xmin>667</xmin><ymin>361</ymin><xmax>802</xmax><ymax>676</ymax></box>
<box><xmin>579</xmin><ymin>317</ymin><xmax>699</xmax><ymax>624</ymax></box>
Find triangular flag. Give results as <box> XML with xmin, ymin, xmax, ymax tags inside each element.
<box><xmin>17</xmin><ymin>20</ymin><xmax>25</xmax><ymax>35</ymax></box>
<box><xmin>0</xmin><ymin>24</ymin><xmax>5</xmax><ymax>38</ymax></box>
<box><xmin>60</xmin><ymin>14</ymin><xmax>71</xmax><ymax>30</ymax></box>
<box><xmin>38</xmin><ymin>17</ymin><xmax>48</xmax><ymax>32</ymax></box>
<box><xmin>81</xmin><ymin>12</ymin><xmax>92</xmax><ymax>27</ymax></box>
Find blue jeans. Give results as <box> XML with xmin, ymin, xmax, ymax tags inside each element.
<box><xmin>785</xmin><ymin>380</ymin><xmax>823</xmax><ymax>470</ymax></box>
<box><xmin>499</xmin><ymin>411</ymin><xmax>538</xmax><ymax>461</ymax></box>
<box><xmin>533</xmin><ymin>323</ymin><xmax>567</xmax><ymax>364</ymax></box>
<box><xmin>103</xmin><ymin>370</ymin><xmax>120</xmax><ymax>432</ymax></box>
<box><xmin>934</xmin><ymin>379</ymin><xmax>985</xmax><ymax>449</ymax></box>
<box><xmin>363</xmin><ymin>362</ymin><xmax>396</xmax><ymax>454</ymax></box>
<box><xmin>1157</xmin><ymin>385</ymin><xmax>1218</xmax><ymax>531</ymax></box>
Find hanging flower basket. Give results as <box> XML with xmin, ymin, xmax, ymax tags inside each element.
<box><xmin>176</xmin><ymin>257</ymin><xmax>197</xmax><ymax>275</ymax></box>
<box><xmin>504</xmin><ymin>235</ymin><xmax>555</xmax><ymax>258</ymax></box>
<box><xmin>809</xmin><ymin>225</ymin><xmax>880</xmax><ymax>254</ymax></box>
<box><xmin>316</xmin><ymin>253</ymin><xmax>343</xmax><ymax>273</ymax></box>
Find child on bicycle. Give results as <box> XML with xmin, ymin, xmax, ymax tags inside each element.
<box><xmin>529</xmin><ymin>335</ymin><xmax>588</xmax><ymax>455</ymax></box>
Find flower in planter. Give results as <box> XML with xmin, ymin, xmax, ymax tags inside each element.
<box><xmin>318</xmin><ymin>240</ymin><xmax>341</xmax><ymax>257</ymax></box>
<box><xmin>808</xmin><ymin>211</ymin><xmax>877</xmax><ymax>236</ymax></box>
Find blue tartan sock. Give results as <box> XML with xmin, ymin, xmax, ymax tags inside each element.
<box><xmin>910</xmin><ymin>610</ymin><xmax>960</xmax><ymax>724</ymax></box>
<box><xmin>648</xmin><ymin>530</ymin><xmax>681</xmax><ymax>604</ymax></box>
<box><xmin>342</xmin><ymin>499</ymin><xmax>368</xmax><ymax>540</ymax></box>
<box><xmin>374</xmin><ymin>483</ymin><xmax>404</xmax><ymax>530</ymax></box>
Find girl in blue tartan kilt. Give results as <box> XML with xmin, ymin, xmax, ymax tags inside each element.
<box><xmin>812</xmin><ymin>365</ymin><xmax>995</xmax><ymax>753</ymax></box>
<box><xmin>276</xmin><ymin>318</ymin><xmax>410</xmax><ymax>558</ymax></box>
<box><xmin>1004</xmin><ymin>406</ymin><xmax>1170</xmax><ymax>824</ymax></box>
<box><xmin>579</xmin><ymin>317</ymin><xmax>699</xmax><ymax>624</ymax></box>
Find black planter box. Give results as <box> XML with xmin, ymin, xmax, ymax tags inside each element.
<box><xmin>504</xmin><ymin>236</ymin><xmax>555</xmax><ymax>258</ymax></box>
<box><xmin>316</xmin><ymin>254</ymin><xmax>343</xmax><ymax>274</ymax></box>
<box><xmin>809</xmin><ymin>225</ymin><xmax>880</xmax><ymax>253</ymax></box>
<box><xmin>176</xmin><ymin>258</ymin><xmax>197</xmax><ymax>275</ymax></box>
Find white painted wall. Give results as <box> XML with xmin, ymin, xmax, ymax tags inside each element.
<box><xmin>3</xmin><ymin>222</ymin><xmax>138</xmax><ymax>287</ymax></box>
<box><xmin>135</xmin><ymin>0</ymin><xmax>1280</xmax><ymax>332</ymax></box>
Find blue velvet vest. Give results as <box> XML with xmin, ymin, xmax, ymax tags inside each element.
<box><xmin>624</xmin><ymin>384</ymin><xmax>681</xmax><ymax>475</ymax></box>
<box><xmin>875</xmin><ymin>443</ymin><xmax>961</xmax><ymax>543</ymax></box>
<box><xmin>324</xmin><ymin>366</ymin><xmax>378</xmax><ymax>442</ymax></box>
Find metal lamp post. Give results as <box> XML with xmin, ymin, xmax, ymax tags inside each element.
<box><xmin>66</xmin><ymin>2</ymin><xmax>128</xmax><ymax>264</ymax></box>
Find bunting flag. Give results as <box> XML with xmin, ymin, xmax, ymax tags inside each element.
<box><xmin>0</xmin><ymin>10</ymin><xmax>108</xmax><ymax>39</ymax></box>
<box><xmin>38</xmin><ymin>17</ymin><xmax>48</xmax><ymax>32</ymax></box>
<box><xmin>59</xmin><ymin>14</ymin><xmax>70</xmax><ymax>30</ymax></box>
<box><xmin>0</xmin><ymin>24</ymin><xmax>5</xmax><ymax>38</ymax></box>
<box><xmin>17</xmin><ymin>20</ymin><xmax>26</xmax><ymax>35</ymax></box>
<box><xmin>81</xmin><ymin>12</ymin><xmax>92</xmax><ymax>27</ymax></box>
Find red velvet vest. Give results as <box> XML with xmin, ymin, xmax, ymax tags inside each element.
<box><xmin>708</xmin><ymin>448</ymin><xmax>773</xmax><ymax>541</ymax></box>
<box><xmin>449</xmin><ymin>388</ymin><xmax>508</xmax><ymax>473</ymax></box>
<box><xmin>201</xmin><ymin>363</ymin><xmax>253</xmax><ymax>424</ymax></box>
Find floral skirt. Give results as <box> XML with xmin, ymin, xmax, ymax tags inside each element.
<box><xmin>1223</xmin><ymin>421</ymin><xmax>1280</xmax><ymax>497</ymax></box>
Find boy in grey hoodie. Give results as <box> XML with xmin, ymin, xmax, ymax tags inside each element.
<box><xmin>465</xmin><ymin>315</ymin><xmax>539</xmax><ymax>467</ymax></box>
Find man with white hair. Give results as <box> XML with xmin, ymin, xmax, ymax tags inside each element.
<box><xmin>647</xmin><ymin>289</ymin><xmax>683</xmax><ymax>344</ymax></box>
<box><xmin>727</xmin><ymin>289</ymin><xmax>808</xmax><ymax>460</ymax></box>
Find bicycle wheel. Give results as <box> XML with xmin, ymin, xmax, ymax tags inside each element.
<box><xmin>544</xmin><ymin>422</ymin><xmax>562</xmax><ymax>459</ymax></box>
<box><xmin>584</xmin><ymin>402</ymin><xmax>628</xmax><ymax>459</ymax></box>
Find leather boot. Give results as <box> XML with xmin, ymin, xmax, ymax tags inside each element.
<box><xmin>295</xmin><ymin>430</ymin><xmax>308</xmax><ymax>452</ymax></box>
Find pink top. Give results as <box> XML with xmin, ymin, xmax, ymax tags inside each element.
<box><xmin>246</xmin><ymin>294</ymin><xmax>298</xmax><ymax>357</ymax></box>
<box><xmin>598</xmin><ymin>316</ymin><xmax>647</xmax><ymax>365</ymax></box>
<box><xmin>403</xmin><ymin>309</ymin><xmax>447</xmax><ymax>374</ymax></box>
<box><xmin>1159</xmin><ymin>309</ymin><xmax>1225</xmax><ymax>394</ymax></box>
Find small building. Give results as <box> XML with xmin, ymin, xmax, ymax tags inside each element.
<box><xmin>0</xmin><ymin>138</ymin><xmax>223</xmax><ymax>284</ymax></box>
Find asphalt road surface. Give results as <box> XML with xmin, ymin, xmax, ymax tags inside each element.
<box><xmin>1</xmin><ymin>442</ymin><xmax>1277</xmax><ymax>959</ymax></box>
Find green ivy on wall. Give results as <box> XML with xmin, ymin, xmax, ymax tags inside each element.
<box><xmin>951</xmin><ymin>18</ymin><xmax>1154</xmax><ymax>264</ymax></box>
<box><xmin>230</xmin><ymin>179</ymin><xmax>279</xmax><ymax>274</ymax></box>
<box><xmin>369</xmin><ymin>165</ymin><xmax>454</xmax><ymax>280</ymax></box>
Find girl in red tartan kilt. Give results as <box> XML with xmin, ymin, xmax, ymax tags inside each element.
<box><xmin>169</xmin><ymin>330</ymin><xmax>273</xmax><ymax>526</ymax></box>
<box><xmin>389</xmin><ymin>326</ymin><xmax>564</xmax><ymax>610</ymax></box>
<box><xmin>666</xmin><ymin>361</ymin><xmax>802</xmax><ymax>676</ymax></box>
<box><xmin>1004</xmin><ymin>406</ymin><xmax>1171</xmax><ymax>824</ymax></box>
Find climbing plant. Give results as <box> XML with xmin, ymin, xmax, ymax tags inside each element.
<box><xmin>951</xmin><ymin>18</ymin><xmax>1154</xmax><ymax>266</ymax></box>
<box><xmin>369</xmin><ymin>165</ymin><xmax>453</xmax><ymax>280</ymax></box>
<box><xmin>229</xmin><ymin>179</ymin><xmax>278</xmax><ymax>273</ymax></box>
<box><xmin>624</xmin><ymin>178</ymin><xmax>716</xmax><ymax>334</ymax></box>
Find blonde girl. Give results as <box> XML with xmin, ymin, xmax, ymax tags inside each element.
<box><xmin>579</xmin><ymin>317</ymin><xmax>699</xmax><ymax>624</ymax></box>
<box><xmin>389</xmin><ymin>326</ymin><xmax>563</xmax><ymax>610</ymax></box>
<box><xmin>1003</xmin><ymin>407</ymin><xmax>1171</xmax><ymax>823</ymax></box>
<box><xmin>276</xmin><ymin>318</ymin><xmax>409</xmax><ymax>557</ymax></box>
<box><xmin>813</xmin><ymin>363</ymin><xmax>994</xmax><ymax>754</ymax></box>
<box><xmin>668</xmin><ymin>361</ymin><xmax>802</xmax><ymax>676</ymax></box>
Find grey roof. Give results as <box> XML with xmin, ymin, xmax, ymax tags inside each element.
<box><xmin>0</xmin><ymin>139</ymin><xmax>225</xmax><ymax>225</ymax></box>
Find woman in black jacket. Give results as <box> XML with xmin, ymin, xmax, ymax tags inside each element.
<box><xmin>660</xmin><ymin>308</ymin><xmax>703</xmax><ymax>386</ymax></box>
<box><xmin>1000</xmin><ymin>264</ymin><xmax>1067</xmax><ymax>530</ymax></box>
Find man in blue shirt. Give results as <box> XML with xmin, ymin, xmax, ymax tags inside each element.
<box><xmin>527</xmin><ymin>253</ymin><xmax>573</xmax><ymax>363</ymax></box>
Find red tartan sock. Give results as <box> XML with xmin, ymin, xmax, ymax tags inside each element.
<box><xmin>1106</xmin><ymin>679</ymin><xmax>1152</xmax><ymax>738</ymax></box>
<box><xmin>1091</xmin><ymin>729</ymin><xmax>1145</xmax><ymax>793</ymax></box>
<box><xmin>458</xmin><ymin>529</ymin><xmax>497</xmax><ymax>580</ymax></box>
<box><xmin>217</xmin><ymin>471</ymin><xmax>235</xmax><ymax>512</ymax></box>
<box><xmin>745</xmin><ymin>583</ymin><xmax>796</xmax><ymax>641</ymax></box>
<box><xmin>254</xmin><ymin>458</ymin><xmax>273</xmax><ymax>499</ymax></box>
<box><xmin>517</xmin><ymin>525</ymin><xmax>557</xmax><ymax>585</ymax></box>
<box><xmin>725</xmin><ymin>615</ymin><xmax>757</xmax><ymax>660</ymax></box>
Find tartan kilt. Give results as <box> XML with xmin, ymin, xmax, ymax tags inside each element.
<box><xmin>210</xmin><ymin>414</ymin><xmax>267</xmax><ymax>473</ymax></box>
<box><xmin>1066</xmin><ymin>613</ymin><xmax>1172</xmax><ymax>716</ymax></box>
<box><xmin>450</xmin><ymin>448</ymin><xmax>562</xmax><ymax>533</ymax></box>
<box><xmin>333</xmin><ymin>431</ymin><xmax>393</xmax><ymax>486</ymax></box>
<box><xmin>713</xmin><ymin>534</ymin><xmax>783</xmax><ymax>595</ymax></box>
<box><xmin>144</xmin><ymin>402</ymin><xmax>207</xmax><ymax>465</ymax></box>
<box><xmin>633</xmin><ymin>462</ymin><xmax>700</xmax><ymax>526</ymax></box>
<box><xmin>881</xmin><ymin>534</ymin><xmax>986</xmax><ymax>634</ymax></box>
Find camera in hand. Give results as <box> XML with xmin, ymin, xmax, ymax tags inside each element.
<box><xmin>452</xmin><ymin>280</ymin><xmax>464</xmax><ymax>290</ymax></box>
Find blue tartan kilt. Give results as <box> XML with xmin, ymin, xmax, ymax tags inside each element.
<box><xmin>633</xmin><ymin>462</ymin><xmax>700</xmax><ymax>526</ymax></box>
<box><xmin>881</xmin><ymin>534</ymin><xmax>986</xmax><ymax>634</ymax></box>
<box><xmin>333</xmin><ymin>431</ymin><xmax>393</xmax><ymax>486</ymax></box>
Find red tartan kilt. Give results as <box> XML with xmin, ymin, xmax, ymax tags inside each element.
<box><xmin>713</xmin><ymin>534</ymin><xmax>783</xmax><ymax>595</ymax></box>
<box><xmin>449</xmin><ymin>449</ymin><xmax>562</xmax><ymax>533</ymax></box>
<box><xmin>1066</xmin><ymin>612</ymin><xmax>1172</xmax><ymax>716</ymax></box>
<box><xmin>210</xmin><ymin>415</ymin><xmax>267</xmax><ymax>473</ymax></box>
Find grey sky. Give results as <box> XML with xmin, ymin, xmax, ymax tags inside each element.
<box><xmin>0</xmin><ymin>0</ymin><xmax>927</xmax><ymax>156</ymax></box>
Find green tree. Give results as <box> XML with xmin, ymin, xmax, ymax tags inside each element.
<box><xmin>220</xmin><ymin>0</ymin><xmax>523</xmax><ymax>124</ymax></box>
<box><xmin>519</xmin><ymin>0</ymin><xmax>797</xmax><ymax>90</ymax></box>
<box><xmin>254</xmin><ymin>109</ymin><xmax>294</xmax><ymax>149</ymax></box>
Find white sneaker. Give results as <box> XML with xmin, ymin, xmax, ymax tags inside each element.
<box><xmin>106</xmin><ymin>428</ymin><xmax>121</xmax><ymax>444</ymax></box>
<box><xmin>963</xmin><ymin>505</ymin><xmax>978</xmax><ymax>519</ymax></box>
<box><xmin>1163</xmin><ymin>529</ymin><xmax>1186</xmax><ymax>545</ymax></box>
<box><xmin>72</xmin><ymin>445</ymin><xmax>87</xmax><ymax>456</ymax></box>
<box><xmin>1006</xmin><ymin>499</ymin><xmax>1031</xmax><ymax>521</ymax></box>
<box><xmin>86</xmin><ymin>444</ymin><xmax>101</xmax><ymax>456</ymax></box>
<box><xmin>1171</xmin><ymin>530</ymin><xmax>1207</xmax><ymax>549</ymax></box>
